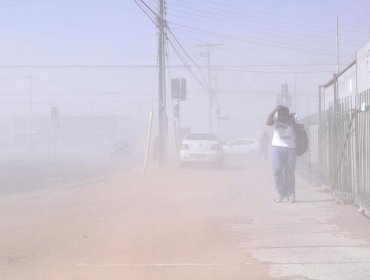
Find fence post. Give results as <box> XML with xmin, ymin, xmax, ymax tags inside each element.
<box><xmin>318</xmin><ymin>85</ymin><xmax>322</xmax><ymax>182</ymax></box>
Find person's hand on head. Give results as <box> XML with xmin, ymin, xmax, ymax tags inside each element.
<box><xmin>275</xmin><ymin>105</ymin><xmax>284</xmax><ymax>111</ymax></box>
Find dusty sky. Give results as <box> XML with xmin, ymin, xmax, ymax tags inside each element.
<box><xmin>0</xmin><ymin>0</ymin><xmax>369</xmax><ymax>135</ymax></box>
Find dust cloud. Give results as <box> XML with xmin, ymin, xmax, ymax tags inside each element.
<box><xmin>1</xmin><ymin>1</ymin><xmax>370</xmax><ymax>280</ymax></box>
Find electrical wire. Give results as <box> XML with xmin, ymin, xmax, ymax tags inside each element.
<box><xmin>132</xmin><ymin>0</ymin><xmax>158</xmax><ymax>27</ymax></box>
<box><xmin>166</xmin><ymin>8</ymin><xmax>367</xmax><ymax>44</ymax></box>
<box><xmin>166</xmin><ymin>11</ymin><xmax>344</xmax><ymax>50</ymax></box>
<box><xmin>171</xmin><ymin>0</ymin><xmax>333</xmax><ymax>26</ymax></box>
<box><xmin>0</xmin><ymin>64</ymin><xmax>160</xmax><ymax>68</ymax></box>
<box><xmin>166</xmin><ymin>27</ymin><xmax>202</xmax><ymax>70</ymax></box>
<box><xmin>137</xmin><ymin>0</ymin><xmax>158</xmax><ymax>18</ymax></box>
<box><xmin>167</xmin><ymin>4</ymin><xmax>336</xmax><ymax>36</ymax></box>
<box><xmin>166</xmin><ymin>36</ymin><xmax>207</xmax><ymax>88</ymax></box>
<box><xmin>169</xmin><ymin>21</ymin><xmax>354</xmax><ymax>57</ymax></box>
<box><xmin>166</xmin><ymin>27</ymin><xmax>208</xmax><ymax>86</ymax></box>
<box><xmin>165</xmin><ymin>21</ymin><xmax>208</xmax><ymax>87</ymax></box>
<box><xmin>167</xmin><ymin>1</ymin><xmax>370</xmax><ymax>49</ymax></box>
<box><xmin>0</xmin><ymin>63</ymin><xmax>347</xmax><ymax>69</ymax></box>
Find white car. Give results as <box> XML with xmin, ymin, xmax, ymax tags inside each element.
<box><xmin>223</xmin><ymin>138</ymin><xmax>260</xmax><ymax>156</ymax></box>
<box><xmin>179</xmin><ymin>132</ymin><xmax>224</xmax><ymax>166</ymax></box>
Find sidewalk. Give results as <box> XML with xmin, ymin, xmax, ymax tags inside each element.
<box><xmin>1</xmin><ymin>159</ymin><xmax>370</xmax><ymax>280</ymax></box>
<box><xmin>233</xmin><ymin>160</ymin><xmax>370</xmax><ymax>280</ymax></box>
<box><xmin>131</xmin><ymin>160</ymin><xmax>370</xmax><ymax>279</ymax></box>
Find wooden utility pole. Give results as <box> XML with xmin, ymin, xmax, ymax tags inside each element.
<box><xmin>157</xmin><ymin>0</ymin><xmax>167</xmax><ymax>166</ymax></box>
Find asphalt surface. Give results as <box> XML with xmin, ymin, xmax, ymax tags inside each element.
<box><xmin>0</xmin><ymin>156</ymin><xmax>128</xmax><ymax>196</ymax></box>
<box><xmin>1</xmin><ymin>157</ymin><xmax>370</xmax><ymax>279</ymax></box>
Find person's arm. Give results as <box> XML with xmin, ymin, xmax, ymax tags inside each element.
<box><xmin>266</xmin><ymin>105</ymin><xmax>282</xmax><ymax>126</ymax></box>
<box><xmin>287</xmin><ymin>113</ymin><xmax>302</xmax><ymax>129</ymax></box>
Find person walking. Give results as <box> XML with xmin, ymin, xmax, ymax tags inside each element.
<box><xmin>266</xmin><ymin>105</ymin><xmax>299</xmax><ymax>203</ymax></box>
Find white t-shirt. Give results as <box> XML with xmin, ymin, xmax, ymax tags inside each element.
<box><xmin>272</xmin><ymin>114</ymin><xmax>297</xmax><ymax>148</ymax></box>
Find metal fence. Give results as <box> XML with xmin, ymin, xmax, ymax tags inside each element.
<box><xmin>299</xmin><ymin>90</ymin><xmax>370</xmax><ymax>216</ymax></box>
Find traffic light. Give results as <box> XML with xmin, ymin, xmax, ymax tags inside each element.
<box><xmin>171</xmin><ymin>78</ymin><xmax>186</xmax><ymax>101</ymax></box>
<box><xmin>180</xmin><ymin>78</ymin><xmax>186</xmax><ymax>101</ymax></box>
<box><xmin>281</xmin><ymin>84</ymin><xmax>288</xmax><ymax>94</ymax></box>
<box><xmin>216</xmin><ymin>108</ymin><xmax>221</xmax><ymax>116</ymax></box>
<box><xmin>50</xmin><ymin>106</ymin><xmax>59</xmax><ymax>120</ymax></box>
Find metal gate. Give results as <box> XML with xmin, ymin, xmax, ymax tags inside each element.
<box><xmin>299</xmin><ymin>90</ymin><xmax>370</xmax><ymax>216</ymax></box>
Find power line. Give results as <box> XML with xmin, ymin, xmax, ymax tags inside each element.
<box><xmin>166</xmin><ymin>37</ymin><xmax>207</xmax><ymax>88</ymax></box>
<box><xmin>167</xmin><ymin>8</ymin><xmax>368</xmax><ymax>44</ymax></box>
<box><xmin>137</xmin><ymin>0</ymin><xmax>158</xmax><ymax>18</ymax></box>
<box><xmin>0</xmin><ymin>64</ymin><xmax>345</xmax><ymax>75</ymax></box>
<box><xmin>166</xmin><ymin>26</ymin><xmax>208</xmax><ymax>86</ymax></box>
<box><xmin>167</xmin><ymin>27</ymin><xmax>202</xmax><ymax>70</ymax></box>
<box><xmin>166</xmin><ymin>10</ymin><xmax>334</xmax><ymax>47</ymax></box>
<box><xmin>166</xmin><ymin>3</ymin><xmax>363</xmax><ymax>50</ymax></box>
<box><xmin>0</xmin><ymin>64</ymin><xmax>160</xmax><ymax>68</ymax></box>
<box><xmin>169</xmin><ymin>21</ymin><xmax>355</xmax><ymax>57</ymax></box>
<box><xmin>211</xmin><ymin>68</ymin><xmax>334</xmax><ymax>74</ymax></box>
<box><xmin>167</xmin><ymin>4</ymin><xmax>336</xmax><ymax>37</ymax></box>
<box><xmin>171</xmin><ymin>0</ymin><xmax>334</xmax><ymax>26</ymax></box>
<box><xmin>132</xmin><ymin>0</ymin><xmax>158</xmax><ymax>27</ymax></box>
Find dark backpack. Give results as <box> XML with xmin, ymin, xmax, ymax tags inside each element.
<box><xmin>295</xmin><ymin>124</ymin><xmax>308</xmax><ymax>156</ymax></box>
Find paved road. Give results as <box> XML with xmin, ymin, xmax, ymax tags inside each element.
<box><xmin>0</xmin><ymin>157</ymin><xmax>129</xmax><ymax>196</ymax></box>
<box><xmin>1</xmin><ymin>159</ymin><xmax>370</xmax><ymax>279</ymax></box>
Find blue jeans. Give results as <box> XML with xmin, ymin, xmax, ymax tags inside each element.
<box><xmin>272</xmin><ymin>146</ymin><xmax>297</xmax><ymax>199</ymax></box>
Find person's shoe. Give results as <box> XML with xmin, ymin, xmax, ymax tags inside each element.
<box><xmin>288</xmin><ymin>195</ymin><xmax>296</xmax><ymax>203</ymax></box>
<box><xmin>274</xmin><ymin>196</ymin><xmax>285</xmax><ymax>203</ymax></box>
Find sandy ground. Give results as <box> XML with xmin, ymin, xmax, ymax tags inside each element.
<box><xmin>0</xmin><ymin>156</ymin><xmax>128</xmax><ymax>196</ymax></box>
<box><xmin>1</xmin><ymin>158</ymin><xmax>370</xmax><ymax>280</ymax></box>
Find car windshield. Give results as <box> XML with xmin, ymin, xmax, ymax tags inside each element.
<box><xmin>186</xmin><ymin>133</ymin><xmax>218</xmax><ymax>141</ymax></box>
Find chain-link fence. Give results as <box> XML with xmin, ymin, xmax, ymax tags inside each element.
<box><xmin>299</xmin><ymin>90</ymin><xmax>370</xmax><ymax>216</ymax></box>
